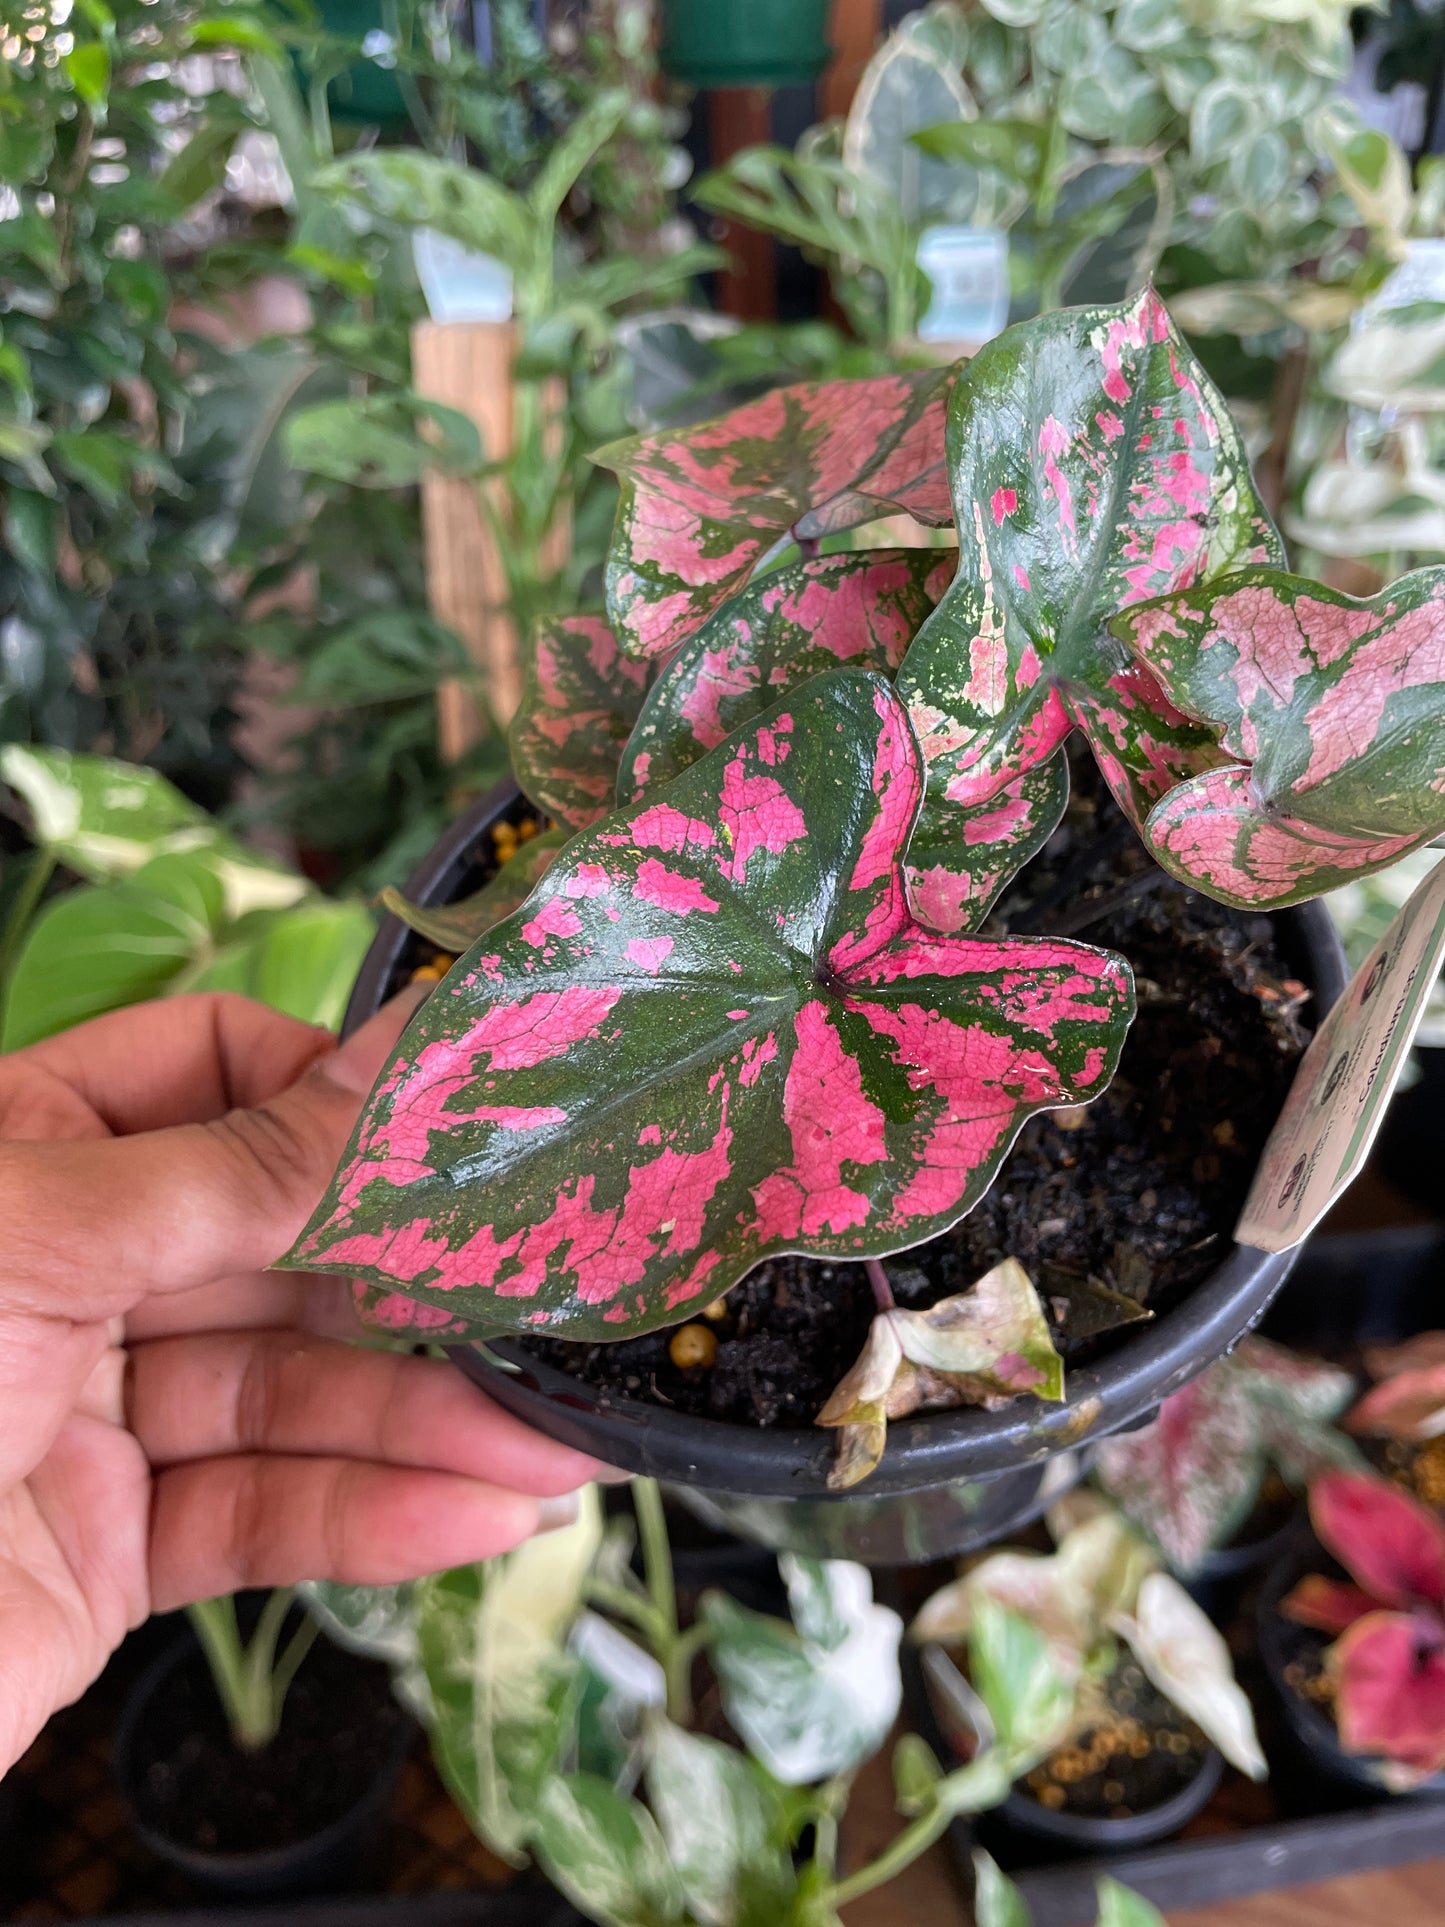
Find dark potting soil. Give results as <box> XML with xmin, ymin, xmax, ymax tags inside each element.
<box><xmin>128</xmin><ymin>1635</ymin><xmax>407</xmax><ymax>1856</ymax></box>
<box><xmin>522</xmin><ymin>767</ymin><xmax>1312</xmax><ymax>1428</ymax></box>
<box><xmin>1016</xmin><ymin>1660</ymin><xmax>1211</xmax><ymax>1821</ymax></box>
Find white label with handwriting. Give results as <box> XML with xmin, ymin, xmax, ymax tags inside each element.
<box><xmin>1238</xmin><ymin>859</ymin><xmax>1445</xmax><ymax>1252</ymax></box>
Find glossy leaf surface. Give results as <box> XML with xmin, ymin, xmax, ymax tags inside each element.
<box><xmin>643</xmin><ymin>1719</ymin><xmax>796</xmax><ymax>1927</ymax></box>
<box><xmin>617</xmin><ymin>544</ymin><xmax>1051</xmax><ymax>932</ymax></box>
<box><xmin>702</xmin><ymin>1558</ymin><xmax>902</xmax><ymax>1786</ymax></box>
<box><xmin>511</xmin><ymin>614</ymin><xmax>653</xmax><ymax>830</ymax></box>
<box><xmin>896</xmin><ymin>289</ymin><xmax>1279</xmax><ymax>900</ymax></box>
<box><xmin>1093</xmin><ymin>1335</ymin><xmax>1360</xmax><ymax>1574</ymax></box>
<box><xmin>287</xmin><ymin>671</ymin><xmax>1133</xmax><ymax>1343</ymax></box>
<box><xmin>1119</xmin><ymin>568</ymin><xmax>1445</xmax><ymax>908</ymax></box>
<box><xmin>595</xmin><ymin>370</ymin><xmax>955</xmax><ymax>661</ymax></box>
<box><xmin>618</xmin><ymin>549</ymin><xmax>951</xmax><ymax>803</ymax></box>
<box><xmin>531</xmin><ymin>1773</ymin><xmax>685</xmax><ymax>1927</ymax></box>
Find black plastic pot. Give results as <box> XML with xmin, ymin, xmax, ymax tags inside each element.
<box><xmin>1258</xmin><ymin>1530</ymin><xmax>1445</xmax><ymax>1802</ymax></box>
<box><xmin>115</xmin><ymin>1630</ymin><xmax>413</xmax><ymax>1901</ymax></box>
<box><xmin>344</xmin><ymin>783</ymin><xmax>1348</xmax><ymax>1557</ymax></box>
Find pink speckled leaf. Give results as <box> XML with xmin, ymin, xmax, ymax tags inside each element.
<box><xmin>618</xmin><ymin>549</ymin><xmax>953</xmax><ymax>804</ymax></box>
<box><xmin>617</xmin><ymin>547</ymin><xmax>1061</xmax><ymax>934</ymax></box>
<box><xmin>284</xmin><ymin>669</ymin><xmax>1133</xmax><ymax>1343</ymax></box>
<box><xmin>1116</xmin><ymin>568</ymin><xmax>1445</xmax><ymax>909</ymax></box>
<box><xmin>594</xmin><ymin>371</ymin><xmax>955</xmax><ymax>662</ymax></box>
<box><xmin>895</xmin><ymin>288</ymin><xmax>1280</xmax><ymax>891</ymax></box>
<box><xmin>1094</xmin><ymin>1335</ymin><xmax>1358</xmax><ymax>1575</ymax></box>
<box><xmin>509</xmin><ymin>614</ymin><xmax>653</xmax><ymax>830</ymax></box>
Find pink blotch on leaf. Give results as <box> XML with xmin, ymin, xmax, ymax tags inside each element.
<box><xmin>521</xmin><ymin>898</ymin><xmax>583</xmax><ymax>947</ymax></box>
<box><xmin>750</xmin><ymin>1001</ymin><xmax>887</xmax><ymax>1239</ymax></box>
<box><xmin>716</xmin><ymin>742</ymin><xmax>807</xmax><ymax>881</ymax></box>
<box><xmin>991</xmin><ymin>486</ymin><xmax>1018</xmax><ymax>526</ymax></box>
<box><xmin>634</xmin><ymin>856</ymin><xmax>720</xmax><ymax>915</ymax></box>
<box><xmin>625</xmin><ymin>934</ymin><xmax>675</xmax><ymax>975</ymax></box>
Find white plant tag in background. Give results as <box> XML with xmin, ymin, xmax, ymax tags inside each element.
<box><xmin>1238</xmin><ymin>859</ymin><xmax>1445</xmax><ymax>1252</ymax></box>
<box><xmin>412</xmin><ymin>228</ymin><xmax>513</xmax><ymax>323</ymax></box>
<box><xmin>917</xmin><ymin>227</ymin><xmax>1009</xmax><ymax>346</ymax></box>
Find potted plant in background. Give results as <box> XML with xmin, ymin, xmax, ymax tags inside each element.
<box><xmin>1261</xmin><ymin>1469</ymin><xmax>1445</xmax><ymax>1797</ymax></box>
<box><xmin>292</xmin><ymin>286</ymin><xmax>1372</xmax><ymax>1564</ymax></box>
<box><xmin>911</xmin><ymin>1492</ymin><xmax>1266</xmax><ymax>1851</ymax></box>
<box><xmin>1092</xmin><ymin>1334</ymin><xmax>1364</xmax><ymax>1583</ymax></box>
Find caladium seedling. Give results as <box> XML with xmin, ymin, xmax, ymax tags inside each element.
<box><xmin>1115</xmin><ymin>568</ymin><xmax>1445</xmax><ymax>908</ymax></box>
<box><xmin>1093</xmin><ymin>1335</ymin><xmax>1363</xmax><ymax>1574</ymax></box>
<box><xmin>286</xmin><ymin>670</ymin><xmax>1133</xmax><ymax>1342</ymax></box>
<box><xmin>817</xmin><ymin>1257</ymin><xmax>1065</xmax><ymax>1491</ymax></box>
<box><xmin>893</xmin><ymin>287</ymin><xmax>1282</xmax><ymax>926</ymax></box>
<box><xmin>1345</xmin><ymin>1332</ymin><xmax>1445</xmax><ymax>1444</ymax></box>
<box><xmin>1282</xmin><ymin>1470</ymin><xmax>1445</xmax><ymax>1787</ymax></box>
<box><xmin>510</xmin><ymin>613</ymin><xmax>654</xmax><ymax>831</ymax></box>
<box><xmin>913</xmin><ymin>1496</ymin><xmax>1267</xmax><ymax>1779</ymax></box>
<box><xmin>593</xmin><ymin>369</ymin><xmax>955</xmax><ymax>662</ymax></box>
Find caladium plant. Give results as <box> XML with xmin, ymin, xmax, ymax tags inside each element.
<box><xmin>1114</xmin><ymin>568</ymin><xmax>1445</xmax><ymax>909</ymax></box>
<box><xmin>287</xmin><ymin>670</ymin><xmax>1133</xmax><ymax>1342</ymax></box>
<box><xmin>1093</xmin><ymin>1335</ymin><xmax>1364</xmax><ymax>1575</ymax></box>
<box><xmin>592</xmin><ymin>368</ymin><xmax>955</xmax><ymax>663</ymax></box>
<box><xmin>891</xmin><ymin>285</ymin><xmax>1282</xmax><ymax>926</ymax></box>
<box><xmin>1281</xmin><ymin>1470</ymin><xmax>1445</xmax><ymax>1788</ymax></box>
<box><xmin>1345</xmin><ymin>1332</ymin><xmax>1445</xmax><ymax>1444</ymax></box>
<box><xmin>913</xmin><ymin>1495</ymin><xmax>1268</xmax><ymax>1780</ymax></box>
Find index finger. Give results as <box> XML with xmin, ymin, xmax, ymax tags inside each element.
<box><xmin>0</xmin><ymin>993</ymin><xmax>335</xmax><ymax>1135</ymax></box>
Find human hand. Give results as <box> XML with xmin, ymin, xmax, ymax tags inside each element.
<box><xmin>0</xmin><ymin>990</ymin><xmax>607</xmax><ymax>1775</ymax></box>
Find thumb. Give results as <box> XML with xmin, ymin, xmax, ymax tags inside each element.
<box><xmin>2</xmin><ymin>988</ymin><xmax>426</xmax><ymax>1322</ymax></box>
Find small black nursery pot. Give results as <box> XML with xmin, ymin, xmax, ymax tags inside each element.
<box><xmin>115</xmin><ymin>1621</ymin><xmax>413</xmax><ymax>1901</ymax></box>
<box><xmin>344</xmin><ymin>784</ymin><xmax>1348</xmax><ymax>1559</ymax></box>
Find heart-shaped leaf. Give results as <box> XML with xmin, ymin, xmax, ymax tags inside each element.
<box><xmin>817</xmin><ymin>1258</ymin><xmax>1064</xmax><ymax>1490</ymax></box>
<box><xmin>617</xmin><ymin>547</ymin><xmax>1060</xmax><ymax>932</ymax></box>
<box><xmin>896</xmin><ymin>288</ymin><xmax>1281</xmax><ymax>907</ymax></box>
<box><xmin>643</xmin><ymin>1718</ymin><xmax>797</xmax><ymax>1927</ymax></box>
<box><xmin>1093</xmin><ymin>1336</ymin><xmax>1359</xmax><ymax>1574</ymax></box>
<box><xmin>286</xmin><ymin>671</ymin><xmax>1133</xmax><ymax>1342</ymax></box>
<box><xmin>1116</xmin><ymin>568</ymin><xmax>1445</xmax><ymax>908</ymax></box>
<box><xmin>511</xmin><ymin>614</ymin><xmax>654</xmax><ymax>830</ymax></box>
<box><xmin>1310</xmin><ymin>1471</ymin><xmax>1445</xmax><ymax>1612</ymax></box>
<box><xmin>594</xmin><ymin>371</ymin><xmax>956</xmax><ymax>662</ymax></box>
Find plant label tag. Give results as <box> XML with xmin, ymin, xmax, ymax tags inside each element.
<box><xmin>412</xmin><ymin>228</ymin><xmax>513</xmax><ymax>324</ymax></box>
<box><xmin>1238</xmin><ymin>858</ymin><xmax>1445</xmax><ymax>1252</ymax></box>
<box><xmin>917</xmin><ymin>226</ymin><xmax>1009</xmax><ymax>346</ymax></box>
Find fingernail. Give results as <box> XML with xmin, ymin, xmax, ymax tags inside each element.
<box><xmin>323</xmin><ymin>985</ymin><xmax>429</xmax><ymax>1095</ymax></box>
<box><xmin>593</xmin><ymin>1462</ymin><xmax>634</xmax><ymax>1485</ymax></box>
<box><xmin>535</xmin><ymin>1491</ymin><xmax>582</xmax><ymax>1534</ymax></box>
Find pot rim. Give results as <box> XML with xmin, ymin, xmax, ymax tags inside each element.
<box><xmin>346</xmin><ymin>781</ymin><xmax>1348</xmax><ymax>1497</ymax></box>
<box><xmin>114</xmin><ymin>1625</ymin><xmax>412</xmax><ymax>1876</ymax></box>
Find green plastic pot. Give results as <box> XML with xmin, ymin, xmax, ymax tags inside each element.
<box><xmin>659</xmin><ymin>0</ymin><xmax>831</xmax><ymax>89</ymax></box>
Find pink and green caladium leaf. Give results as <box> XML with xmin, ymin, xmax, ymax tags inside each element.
<box><xmin>1309</xmin><ymin>1470</ymin><xmax>1445</xmax><ymax>1611</ymax></box>
<box><xmin>616</xmin><ymin>546</ymin><xmax>1066</xmax><ymax>933</ymax></box>
<box><xmin>593</xmin><ymin>369</ymin><xmax>955</xmax><ymax>662</ymax></box>
<box><xmin>1328</xmin><ymin>1610</ymin><xmax>1445</xmax><ymax>1785</ymax></box>
<box><xmin>1093</xmin><ymin>1335</ymin><xmax>1360</xmax><ymax>1574</ymax></box>
<box><xmin>1116</xmin><ymin>568</ymin><xmax>1445</xmax><ymax>909</ymax></box>
<box><xmin>285</xmin><ymin>669</ymin><xmax>1134</xmax><ymax>1342</ymax></box>
<box><xmin>509</xmin><ymin>614</ymin><xmax>653</xmax><ymax>830</ymax></box>
<box><xmin>895</xmin><ymin>288</ymin><xmax>1281</xmax><ymax>898</ymax></box>
<box><xmin>817</xmin><ymin>1257</ymin><xmax>1064</xmax><ymax>1490</ymax></box>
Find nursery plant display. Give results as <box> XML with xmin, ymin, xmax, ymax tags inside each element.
<box><xmin>288</xmin><ymin>286</ymin><xmax>1384</xmax><ymax>1533</ymax></box>
<box><xmin>912</xmin><ymin>1493</ymin><xmax>1268</xmax><ymax>1837</ymax></box>
<box><xmin>693</xmin><ymin>0</ymin><xmax>1385</xmax><ymax>354</ymax></box>
<box><xmin>310</xmin><ymin>1479</ymin><xmax>1087</xmax><ymax>1927</ymax></box>
<box><xmin>1093</xmin><ymin>1335</ymin><xmax>1363</xmax><ymax>1575</ymax></box>
<box><xmin>1271</xmin><ymin>1469</ymin><xmax>1445</xmax><ymax>1791</ymax></box>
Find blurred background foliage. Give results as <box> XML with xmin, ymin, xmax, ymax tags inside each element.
<box><xmin>3</xmin><ymin>0</ymin><xmax>1445</xmax><ymax>986</ymax></box>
